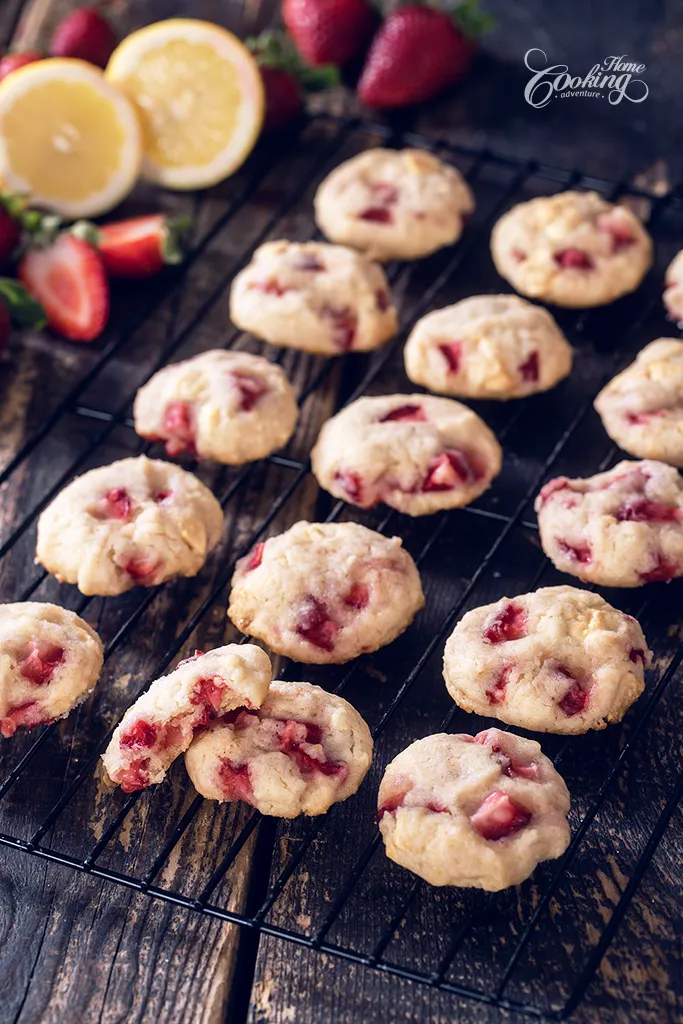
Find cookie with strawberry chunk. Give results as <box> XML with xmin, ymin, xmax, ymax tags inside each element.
<box><xmin>404</xmin><ymin>295</ymin><xmax>572</xmax><ymax>400</ymax></box>
<box><xmin>594</xmin><ymin>340</ymin><xmax>683</xmax><ymax>467</ymax></box>
<box><xmin>314</xmin><ymin>148</ymin><xmax>474</xmax><ymax>262</ymax></box>
<box><xmin>134</xmin><ymin>350</ymin><xmax>298</xmax><ymax>464</ymax></box>
<box><xmin>491</xmin><ymin>191</ymin><xmax>652</xmax><ymax>308</ymax></box>
<box><xmin>185</xmin><ymin>679</ymin><xmax>372</xmax><ymax>816</ymax></box>
<box><xmin>378</xmin><ymin>730</ymin><xmax>570</xmax><ymax>890</ymax></box>
<box><xmin>443</xmin><ymin>586</ymin><xmax>650</xmax><ymax>734</ymax></box>
<box><xmin>102</xmin><ymin>644</ymin><xmax>272</xmax><ymax>793</ymax></box>
<box><xmin>229</xmin><ymin>240</ymin><xmax>397</xmax><ymax>356</ymax></box>
<box><xmin>0</xmin><ymin>602</ymin><xmax>103</xmax><ymax>738</ymax></box>
<box><xmin>536</xmin><ymin>460</ymin><xmax>683</xmax><ymax>587</ymax></box>
<box><xmin>228</xmin><ymin>521</ymin><xmax>424</xmax><ymax>664</ymax></box>
<box><xmin>36</xmin><ymin>455</ymin><xmax>223</xmax><ymax>597</ymax></box>
<box><xmin>310</xmin><ymin>393</ymin><xmax>501</xmax><ymax>516</ymax></box>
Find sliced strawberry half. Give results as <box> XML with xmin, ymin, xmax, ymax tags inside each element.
<box><xmin>95</xmin><ymin>214</ymin><xmax>189</xmax><ymax>278</ymax></box>
<box><xmin>19</xmin><ymin>234</ymin><xmax>109</xmax><ymax>342</ymax></box>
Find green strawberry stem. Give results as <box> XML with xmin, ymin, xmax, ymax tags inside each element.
<box><xmin>247</xmin><ymin>31</ymin><xmax>339</xmax><ymax>91</ymax></box>
<box><xmin>0</xmin><ymin>278</ymin><xmax>46</xmax><ymax>328</ymax></box>
<box><xmin>162</xmin><ymin>216</ymin><xmax>191</xmax><ymax>265</ymax></box>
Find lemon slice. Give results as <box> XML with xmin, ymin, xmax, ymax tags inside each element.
<box><xmin>0</xmin><ymin>58</ymin><xmax>141</xmax><ymax>218</ymax></box>
<box><xmin>106</xmin><ymin>19</ymin><xmax>264</xmax><ymax>190</ymax></box>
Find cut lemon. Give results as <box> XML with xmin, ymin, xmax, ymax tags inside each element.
<box><xmin>106</xmin><ymin>19</ymin><xmax>264</xmax><ymax>190</ymax></box>
<box><xmin>0</xmin><ymin>58</ymin><xmax>141</xmax><ymax>218</ymax></box>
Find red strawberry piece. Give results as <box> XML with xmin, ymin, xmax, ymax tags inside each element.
<box><xmin>18</xmin><ymin>642</ymin><xmax>65</xmax><ymax>686</ymax></box>
<box><xmin>295</xmin><ymin>747</ymin><xmax>347</xmax><ymax>776</ymax></box>
<box><xmin>232</xmin><ymin>373</ymin><xmax>267</xmax><ymax>412</ymax></box>
<box><xmin>616</xmin><ymin>499</ymin><xmax>681</xmax><ymax>523</ymax></box>
<box><xmin>629</xmin><ymin>648</ymin><xmax>646</xmax><ymax>665</ymax></box>
<box><xmin>357</xmin><ymin>4</ymin><xmax>476</xmax><ymax>109</ymax></box>
<box><xmin>19</xmin><ymin>234</ymin><xmax>109</xmax><ymax>342</ymax></box>
<box><xmin>1</xmin><ymin>700</ymin><xmax>49</xmax><ymax>737</ymax></box>
<box><xmin>519</xmin><ymin>351</ymin><xmax>539</xmax><ymax>383</ymax></box>
<box><xmin>553</xmin><ymin>248</ymin><xmax>594</xmax><ymax>270</ymax></box>
<box><xmin>123</xmin><ymin>555</ymin><xmax>160</xmax><ymax>583</ymax></box>
<box><xmin>320</xmin><ymin>306</ymin><xmax>357</xmax><ymax>351</ymax></box>
<box><xmin>119</xmin><ymin>759</ymin><xmax>151</xmax><ymax>793</ymax></box>
<box><xmin>483</xmin><ymin>602</ymin><xmax>527</xmax><ymax>644</ymax></box>
<box><xmin>259</xmin><ymin>65</ymin><xmax>303</xmax><ymax>131</ymax></box>
<box><xmin>192</xmin><ymin>677</ymin><xmax>225</xmax><ymax>714</ymax></box>
<box><xmin>379</xmin><ymin>404</ymin><xmax>426</xmax><ymax>423</ymax></box>
<box><xmin>96</xmin><ymin>214</ymin><xmax>188</xmax><ymax>278</ymax></box>
<box><xmin>0</xmin><ymin>207</ymin><xmax>21</xmax><ymax>269</ymax></box>
<box><xmin>155</xmin><ymin>490</ymin><xmax>172</xmax><ymax>503</ymax></box>
<box><xmin>120</xmin><ymin>719</ymin><xmax>157</xmax><ymax>750</ymax></box>
<box><xmin>485</xmin><ymin>665</ymin><xmax>511</xmax><ymax>705</ymax></box>
<box><xmin>256</xmin><ymin>278</ymin><xmax>292</xmax><ymax>296</ymax></box>
<box><xmin>296</xmin><ymin>596</ymin><xmax>339</xmax><ymax>651</ymax></box>
<box><xmin>223</xmin><ymin>707</ymin><xmax>257</xmax><ymax>729</ymax></box>
<box><xmin>369</xmin><ymin>182</ymin><xmax>399</xmax><ymax>205</ymax></box>
<box><xmin>102</xmin><ymin>487</ymin><xmax>133</xmax><ymax>521</ymax></box>
<box><xmin>475</xmin><ymin>733</ymin><xmax>541</xmax><ymax>781</ymax></box>
<box><xmin>377</xmin><ymin>792</ymin><xmax>407</xmax><ymax>820</ymax></box>
<box><xmin>640</xmin><ymin>555</ymin><xmax>678</xmax><ymax>584</ymax></box>
<box><xmin>511</xmin><ymin>248</ymin><xmax>527</xmax><ymax>263</ymax></box>
<box><xmin>177</xmin><ymin>649</ymin><xmax>205</xmax><ymax>668</ymax></box>
<box><xmin>470</xmin><ymin>789</ymin><xmax>531</xmax><ymax>840</ymax></box>
<box><xmin>358</xmin><ymin>207</ymin><xmax>393</xmax><ymax>224</ymax></box>
<box><xmin>218</xmin><ymin>758</ymin><xmax>254</xmax><ymax>802</ymax></box>
<box><xmin>596</xmin><ymin>211</ymin><xmax>635</xmax><ymax>252</ymax></box>
<box><xmin>293</xmin><ymin>253</ymin><xmax>325</xmax><ymax>272</ymax></box>
<box><xmin>49</xmin><ymin>5</ymin><xmax>116</xmax><ymax>67</ymax></box>
<box><xmin>334</xmin><ymin>469</ymin><xmax>366</xmax><ymax>505</ymax></box>
<box><xmin>422</xmin><ymin>449</ymin><xmax>480</xmax><ymax>492</ymax></box>
<box><xmin>538</xmin><ymin>477</ymin><xmax>572</xmax><ymax>506</ymax></box>
<box><xmin>375</xmin><ymin>288</ymin><xmax>390</xmax><ymax>311</ymax></box>
<box><xmin>557</xmin><ymin>539</ymin><xmax>592</xmax><ymax>565</ymax></box>
<box><xmin>162</xmin><ymin>400</ymin><xmax>195</xmax><ymax>457</ymax></box>
<box><xmin>280</xmin><ymin>718</ymin><xmax>346</xmax><ymax>777</ymax></box>
<box><xmin>343</xmin><ymin>582</ymin><xmax>369</xmax><ymax>609</ymax></box>
<box><xmin>439</xmin><ymin>341</ymin><xmax>462</xmax><ymax>374</ymax></box>
<box><xmin>626</xmin><ymin>409</ymin><xmax>666</xmax><ymax>426</ymax></box>
<box><xmin>557</xmin><ymin>668</ymin><xmax>588</xmax><ymax>717</ymax></box>
<box><xmin>283</xmin><ymin>0</ymin><xmax>376</xmax><ymax>66</ymax></box>
<box><xmin>0</xmin><ymin>51</ymin><xmax>42</xmax><ymax>84</ymax></box>
<box><xmin>245</xmin><ymin>541</ymin><xmax>265</xmax><ymax>571</ymax></box>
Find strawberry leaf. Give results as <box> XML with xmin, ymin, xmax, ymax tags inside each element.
<box><xmin>247</xmin><ymin>30</ymin><xmax>339</xmax><ymax>92</ymax></box>
<box><xmin>161</xmin><ymin>216</ymin><xmax>191</xmax><ymax>265</ymax></box>
<box><xmin>451</xmin><ymin>0</ymin><xmax>495</xmax><ymax>37</ymax></box>
<box><xmin>0</xmin><ymin>278</ymin><xmax>46</xmax><ymax>328</ymax></box>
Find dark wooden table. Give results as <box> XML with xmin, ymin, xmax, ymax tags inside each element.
<box><xmin>1</xmin><ymin>3</ymin><xmax>682</xmax><ymax>1023</ymax></box>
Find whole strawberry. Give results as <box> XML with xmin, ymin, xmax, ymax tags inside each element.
<box><xmin>0</xmin><ymin>206</ymin><xmax>21</xmax><ymax>269</ymax></box>
<box><xmin>0</xmin><ymin>51</ymin><xmax>42</xmax><ymax>83</ymax></box>
<box><xmin>358</xmin><ymin>1</ymin><xmax>491</xmax><ymax>109</ymax></box>
<box><xmin>248</xmin><ymin>32</ymin><xmax>338</xmax><ymax>132</ymax></box>
<box><xmin>49</xmin><ymin>5</ymin><xmax>116</xmax><ymax>68</ymax></box>
<box><xmin>283</xmin><ymin>0</ymin><xmax>376</xmax><ymax>67</ymax></box>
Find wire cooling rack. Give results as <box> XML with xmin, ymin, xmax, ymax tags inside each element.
<box><xmin>1</xmin><ymin>112</ymin><xmax>682</xmax><ymax>1021</ymax></box>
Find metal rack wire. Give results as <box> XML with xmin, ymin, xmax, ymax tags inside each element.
<box><xmin>1</xmin><ymin>111</ymin><xmax>682</xmax><ymax>1021</ymax></box>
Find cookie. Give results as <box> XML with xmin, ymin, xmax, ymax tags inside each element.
<box><xmin>36</xmin><ymin>455</ymin><xmax>224</xmax><ymax>597</ymax></box>
<box><xmin>404</xmin><ymin>295</ymin><xmax>573</xmax><ymax>400</ymax></box>
<box><xmin>443</xmin><ymin>586</ymin><xmax>650</xmax><ymax>734</ymax></box>
<box><xmin>663</xmin><ymin>250</ymin><xmax>683</xmax><ymax>323</ymax></box>
<box><xmin>0</xmin><ymin>602</ymin><xmax>103</xmax><ymax>738</ymax></box>
<box><xmin>101</xmin><ymin>644</ymin><xmax>272</xmax><ymax>792</ymax></box>
<box><xmin>314</xmin><ymin>148</ymin><xmax>474</xmax><ymax>262</ymax></box>
<box><xmin>594</xmin><ymin>339</ymin><xmax>683</xmax><ymax>467</ymax></box>
<box><xmin>229</xmin><ymin>240</ymin><xmax>397</xmax><ymax>356</ymax></box>
<box><xmin>133</xmin><ymin>350</ymin><xmax>298</xmax><ymax>464</ymax></box>
<box><xmin>228</xmin><ymin>521</ymin><xmax>425</xmax><ymax>664</ymax></box>
<box><xmin>491</xmin><ymin>191</ymin><xmax>652</xmax><ymax>307</ymax></box>
<box><xmin>184</xmin><ymin>680</ymin><xmax>373</xmax><ymax>817</ymax></box>
<box><xmin>536</xmin><ymin>460</ymin><xmax>683</xmax><ymax>587</ymax></box>
<box><xmin>310</xmin><ymin>393</ymin><xmax>502</xmax><ymax>516</ymax></box>
<box><xmin>378</xmin><ymin>730</ymin><xmax>570</xmax><ymax>890</ymax></box>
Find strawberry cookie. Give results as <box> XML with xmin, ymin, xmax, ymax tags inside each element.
<box><xmin>535</xmin><ymin>460</ymin><xmax>683</xmax><ymax>587</ymax></box>
<box><xmin>443</xmin><ymin>586</ymin><xmax>650</xmax><ymax>734</ymax></box>
<box><xmin>133</xmin><ymin>350</ymin><xmax>298</xmax><ymax>464</ymax></box>
<box><xmin>314</xmin><ymin>148</ymin><xmax>475</xmax><ymax>262</ymax></box>
<box><xmin>594</xmin><ymin>340</ymin><xmax>683</xmax><ymax>467</ymax></box>
<box><xmin>378</xmin><ymin>730</ymin><xmax>570</xmax><ymax>890</ymax></box>
<box><xmin>185</xmin><ymin>680</ymin><xmax>373</xmax><ymax>817</ymax></box>
<box><xmin>229</xmin><ymin>240</ymin><xmax>397</xmax><ymax>356</ymax></box>
<box><xmin>663</xmin><ymin>250</ymin><xmax>683</xmax><ymax>323</ymax></box>
<box><xmin>228</xmin><ymin>521</ymin><xmax>425</xmax><ymax>664</ymax></box>
<box><xmin>491</xmin><ymin>191</ymin><xmax>652</xmax><ymax>307</ymax></box>
<box><xmin>102</xmin><ymin>644</ymin><xmax>272</xmax><ymax>793</ymax></box>
<box><xmin>36</xmin><ymin>455</ymin><xmax>223</xmax><ymax>596</ymax></box>
<box><xmin>310</xmin><ymin>393</ymin><xmax>502</xmax><ymax>516</ymax></box>
<box><xmin>404</xmin><ymin>295</ymin><xmax>573</xmax><ymax>400</ymax></box>
<box><xmin>0</xmin><ymin>602</ymin><xmax>103</xmax><ymax>738</ymax></box>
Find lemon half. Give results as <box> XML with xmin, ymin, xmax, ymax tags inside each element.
<box><xmin>0</xmin><ymin>58</ymin><xmax>141</xmax><ymax>218</ymax></box>
<box><xmin>106</xmin><ymin>19</ymin><xmax>264</xmax><ymax>190</ymax></box>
